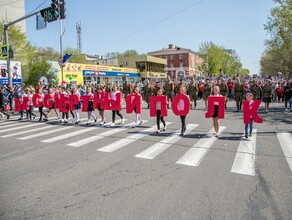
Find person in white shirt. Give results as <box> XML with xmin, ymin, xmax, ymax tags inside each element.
<box><xmin>178</xmin><ymin>86</ymin><xmax>190</xmax><ymax>136</ymax></box>
<box><xmin>85</xmin><ymin>86</ymin><xmax>97</xmax><ymax>125</ymax></box>
<box><xmin>211</xmin><ymin>86</ymin><xmax>222</xmax><ymax>137</ymax></box>
<box><xmin>155</xmin><ymin>88</ymin><xmax>166</xmax><ymax>134</ymax></box>
<box><xmin>110</xmin><ymin>84</ymin><xmax>124</xmax><ymax>126</ymax></box>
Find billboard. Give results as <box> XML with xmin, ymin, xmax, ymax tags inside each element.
<box><xmin>0</xmin><ymin>60</ymin><xmax>22</xmax><ymax>85</ymax></box>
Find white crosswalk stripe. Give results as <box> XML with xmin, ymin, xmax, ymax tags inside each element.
<box><xmin>0</xmin><ymin>123</ymin><xmax>41</xmax><ymax>134</ymax></box>
<box><xmin>230</xmin><ymin>130</ymin><xmax>257</xmax><ymax>176</ymax></box>
<box><xmin>98</xmin><ymin>122</ymin><xmax>172</xmax><ymax>153</ymax></box>
<box><xmin>41</xmin><ymin>127</ymin><xmax>98</xmax><ymax>143</ymax></box>
<box><xmin>19</xmin><ymin>126</ymin><xmax>73</xmax><ymax>140</ymax></box>
<box><xmin>277</xmin><ymin>132</ymin><xmax>292</xmax><ymax>173</ymax></box>
<box><xmin>67</xmin><ymin>121</ymin><xmax>147</xmax><ymax>148</ymax></box>
<box><xmin>0</xmin><ymin>122</ymin><xmax>28</xmax><ymax>128</ymax></box>
<box><xmin>0</xmin><ymin>121</ymin><xmax>15</xmax><ymax>126</ymax></box>
<box><xmin>1</xmin><ymin>125</ymin><xmax>52</xmax><ymax>138</ymax></box>
<box><xmin>135</xmin><ymin>124</ymin><xmax>199</xmax><ymax>160</ymax></box>
<box><xmin>175</xmin><ymin>126</ymin><xmax>226</xmax><ymax>167</ymax></box>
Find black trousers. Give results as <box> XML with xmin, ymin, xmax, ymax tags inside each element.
<box><xmin>27</xmin><ymin>106</ymin><xmax>35</xmax><ymax>119</ymax></box>
<box><xmin>156</xmin><ymin>110</ymin><xmax>166</xmax><ymax>130</ymax></box>
<box><xmin>112</xmin><ymin>110</ymin><xmax>123</xmax><ymax>123</ymax></box>
<box><xmin>180</xmin><ymin>116</ymin><xmax>186</xmax><ymax>133</ymax></box>
<box><xmin>38</xmin><ymin>106</ymin><xmax>47</xmax><ymax>120</ymax></box>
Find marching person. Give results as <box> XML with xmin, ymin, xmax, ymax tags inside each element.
<box><xmin>110</xmin><ymin>84</ymin><xmax>124</xmax><ymax>126</ymax></box>
<box><xmin>132</xmin><ymin>86</ymin><xmax>143</xmax><ymax>128</ymax></box>
<box><xmin>59</xmin><ymin>87</ymin><xmax>69</xmax><ymax>123</ymax></box>
<box><xmin>178</xmin><ymin>85</ymin><xmax>190</xmax><ymax>136</ymax></box>
<box><xmin>0</xmin><ymin>87</ymin><xmax>10</xmax><ymax>119</ymax></box>
<box><xmin>243</xmin><ymin>93</ymin><xmax>254</xmax><ymax>139</ymax></box>
<box><xmin>203</xmin><ymin>79</ymin><xmax>212</xmax><ymax>110</ymax></box>
<box><xmin>188</xmin><ymin>77</ymin><xmax>198</xmax><ymax>109</ymax></box>
<box><xmin>73</xmin><ymin>86</ymin><xmax>81</xmax><ymax>124</ymax></box>
<box><xmin>262</xmin><ymin>80</ymin><xmax>273</xmax><ymax>113</ymax></box>
<box><xmin>155</xmin><ymin>88</ymin><xmax>167</xmax><ymax>134</ymax></box>
<box><xmin>143</xmin><ymin>79</ymin><xmax>153</xmax><ymax>108</ymax></box>
<box><xmin>45</xmin><ymin>87</ymin><xmax>60</xmax><ymax>121</ymax></box>
<box><xmin>26</xmin><ymin>89</ymin><xmax>36</xmax><ymax>120</ymax></box>
<box><xmin>234</xmin><ymin>78</ymin><xmax>244</xmax><ymax>112</ymax></box>
<box><xmin>165</xmin><ymin>76</ymin><xmax>174</xmax><ymax>109</ymax></box>
<box><xmin>219</xmin><ymin>79</ymin><xmax>228</xmax><ymax>110</ymax></box>
<box><xmin>211</xmin><ymin>86</ymin><xmax>222</xmax><ymax>138</ymax></box>
<box><xmin>96</xmin><ymin>85</ymin><xmax>107</xmax><ymax>126</ymax></box>
<box><xmin>85</xmin><ymin>86</ymin><xmax>97</xmax><ymax>125</ymax></box>
<box><xmin>36</xmin><ymin>87</ymin><xmax>47</xmax><ymax>122</ymax></box>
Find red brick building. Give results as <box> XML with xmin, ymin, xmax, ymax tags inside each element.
<box><xmin>148</xmin><ymin>44</ymin><xmax>204</xmax><ymax>81</ymax></box>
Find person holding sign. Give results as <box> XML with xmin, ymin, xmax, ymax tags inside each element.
<box><xmin>110</xmin><ymin>84</ymin><xmax>124</xmax><ymax>126</ymax></box>
<box><xmin>211</xmin><ymin>86</ymin><xmax>222</xmax><ymax>138</ymax></box>
<box><xmin>155</xmin><ymin>88</ymin><xmax>167</xmax><ymax>134</ymax></box>
<box><xmin>85</xmin><ymin>86</ymin><xmax>97</xmax><ymax>125</ymax></box>
<box><xmin>177</xmin><ymin>86</ymin><xmax>190</xmax><ymax>136</ymax></box>
<box><xmin>243</xmin><ymin>93</ymin><xmax>254</xmax><ymax>139</ymax></box>
<box><xmin>131</xmin><ymin>86</ymin><xmax>143</xmax><ymax>128</ymax></box>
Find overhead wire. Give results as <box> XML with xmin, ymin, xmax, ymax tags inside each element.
<box><xmin>95</xmin><ymin>0</ymin><xmax>207</xmax><ymax>49</ymax></box>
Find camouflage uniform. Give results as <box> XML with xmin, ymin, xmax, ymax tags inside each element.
<box><xmin>234</xmin><ymin>83</ymin><xmax>244</xmax><ymax>111</ymax></box>
<box><xmin>143</xmin><ymin>82</ymin><xmax>152</xmax><ymax>108</ymax></box>
<box><xmin>188</xmin><ymin>80</ymin><xmax>198</xmax><ymax>108</ymax></box>
<box><xmin>176</xmin><ymin>82</ymin><xmax>185</xmax><ymax>94</ymax></box>
<box><xmin>250</xmin><ymin>83</ymin><xmax>261</xmax><ymax>100</ymax></box>
<box><xmin>165</xmin><ymin>80</ymin><xmax>174</xmax><ymax>107</ymax></box>
<box><xmin>203</xmin><ymin>82</ymin><xmax>211</xmax><ymax>100</ymax></box>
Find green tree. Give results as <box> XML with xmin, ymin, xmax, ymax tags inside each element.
<box><xmin>0</xmin><ymin>21</ymin><xmax>36</xmax><ymax>78</ymax></box>
<box><xmin>261</xmin><ymin>0</ymin><xmax>292</xmax><ymax>79</ymax></box>
<box><xmin>198</xmin><ymin>42</ymin><xmax>246</xmax><ymax>77</ymax></box>
<box><xmin>63</xmin><ymin>47</ymin><xmax>87</xmax><ymax>63</ymax></box>
<box><xmin>34</xmin><ymin>47</ymin><xmax>60</xmax><ymax>62</ymax></box>
<box><xmin>24</xmin><ymin>61</ymin><xmax>52</xmax><ymax>87</ymax></box>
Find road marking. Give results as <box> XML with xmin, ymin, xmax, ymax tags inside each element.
<box><xmin>67</xmin><ymin>121</ymin><xmax>146</xmax><ymax>147</ymax></box>
<box><xmin>277</xmin><ymin>132</ymin><xmax>292</xmax><ymax>173</ymax></box>
<box><xmin>230</xmin><ymin>130</ymin><xmax>257</xmax><ymax>176</ymax></box>
<box><xmin>97</xmin><ymin>122</ymin><xmax>172</xmax><ymax>153</ymax></box>
<box><xmin>135</xmin><ymin>124</ymin><xmax>199</xmax><ymax>159</ymax></box>
<box><xmin>0</xmin><ymin>123</ymin><xmax>40</xmax><ymax>134</ymax></box>
<box><xmin>1</xmin><ymin>126</ymin><xmax>52</xmax><ymax>137</ymax></box>
<box><xmin>175</xmin><ymin>126</ymin><xmax>226</xmax><ymax>167</ymax></box>
<box><xmin>0</xmin><ymin>121</ymin><xmax>15</xmax><ymax>126</ymax></box>
<box><xmin>0</xmin><ymin>122</ymin><xmax>27</xmax><ymax>128</ymax></box>
<box><xmin>18</xmin><ymin>127</ymin><xmax>73</xmax><ymax>140</ymax></box>
<box><xmin>41</xmin><ymin>127</ymin><xmax>97</xmax><ymax>143</ymax></box>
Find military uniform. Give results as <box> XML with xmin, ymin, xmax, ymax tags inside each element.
<box><xmin>250</xmin><ymin>83</ymin><xmax>261</xmax><ymax>100</ymax></box>
<box><xmin>234</xmin><ymin>83</ymin><xmax>244</xmax><ymax>111</ymax></box>
<box><xmin>203</xmin><ymin>83</ymin><xmax>211</xmax><ymax>100</ymax></box>
<box><xmin>143</xmin><ymin>83</ymin><xmax>153</xmax><ymax>108</ymax></box>
<box><xmin>165</xmin><ymin>80</ymin><xmax>174</xmax><ymax>107</ymax></box>
<box><xmin>105</xmin><ymin>84</ymin><xmax>112</xmax><ymax>93</ymax></box>
<box><xmin>123</xmin><ymin>82</ymin><xmax>131</xmax><ymax>97</ymax></box>
<box><xmin>262</xmin><ymin>85</ymin><xmax>272</xmax><ymax>103</ymax></box>
<box><xmin>188</xmin><ymin>81</ymin><xmax>198</xmax><ymax>108</ymax></box>
<box><xmin>219</xmin><ymin>82</ymin><xmax>228</xmax><ymax>110</ymax></box>
<box><xmin>154</xmin><ymin>83</ymin><xmax>162</xmax><ymax>95</ymax></box>
<box><xmin>176</xmin><ymin>82</ymin><xmax>185</xmax><ymax>94</ymax></box>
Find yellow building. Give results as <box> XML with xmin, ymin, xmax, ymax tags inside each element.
<box><xmin>118</xmin><ymin>55</ymin><xmax>167</xmax><ymax>80</ymax></box>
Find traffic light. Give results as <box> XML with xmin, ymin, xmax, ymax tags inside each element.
<box><xmin>1</xmin><ymin>45</ymin><xmax>8</xmax><ymax>59</ymax></box>
<box><xmin>60</xmin><ymin>0</ymin><xmax>66</xmax><ymax>19</ymax></box>
<box><xmin>51</xmin><ymin>0</ymin><xmax>59</xmax><ymax>19</ymax></box>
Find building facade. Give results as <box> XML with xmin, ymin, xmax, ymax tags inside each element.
<box><xmin>148</xmin><ymin>44</ymin><xmax>204</xmax><ymax>81</ymax></box>
<box><xmin>118</xmin><ymin>55</ymin><xmax>167</xmax><ymax>81</ymax></box>
<box><xmin>0</xmin><ymin>0</ymin><xmax>26</xmax><ymax>33</ymax></box>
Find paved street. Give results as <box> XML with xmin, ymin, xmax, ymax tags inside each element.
<box><xmin>0</xmin><ymin>100</ymin><xmax>291</xmax><ymax>220</ymax></box>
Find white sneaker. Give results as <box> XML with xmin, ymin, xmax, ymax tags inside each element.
<box><xmin>161</xmin><ymin>126</ymin><xmax>166</xmax><ymax>131</ymax></box>
<box><xmin>121</xmin><ymin>118</ymin><xmax>125</xmax><ymax>124</ymax></box>
<box><xmin>59</xmin><ymin>119</ymin><xmax>64</xmax><ymax>123</ymax></box>
<box><xmin>64</xmin><ymin>119</ymin><xmax>68</xmax><ymax>123</ymax></box>
<box><xmin>156</xmin><ymin>130</ymin><xmax>160</xmax><ymax>134</ymax></box>
<box><xmin>132</xmin><ymin>124</ymin><xmax>136</xmax><ymax>128</ymax></box>
<box><xmin>110</xmin><ymin>123</ymin><xmax>116</xmax><ymax>127</ymax></box>
<box><xmin>139</xmin><ymin>120</ymin><xmax>143</xmax><ymax>125</ymax></box>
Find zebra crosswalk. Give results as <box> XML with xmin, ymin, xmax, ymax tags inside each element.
<box><xmin>0</xmin><ymin>119</ymin><xmax>291</xmax><ymax>177</ymax></box>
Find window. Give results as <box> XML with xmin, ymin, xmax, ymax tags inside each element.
<box><xmin>164</xmin><ymin>55</ymin><xmax>168</xmax><ymax>60</ymax></box>
<box><xmin>170</xmin><ymin>55</ymin><xmax>174</xmax><ymax>60</ymax></box>
<box><xmin>179</xmin><ymin>54</ymin><xmax>184</xmax><ymax>60</ymax></box>
<box><xmin>170</xmin><ymin>62</ymin><xmax>174</xmax><ymax>68</ymax></box>
<box><xmin>159</xmin><ymin>56</ymin><xmax>163</xmax><ymax>58</ymax></box>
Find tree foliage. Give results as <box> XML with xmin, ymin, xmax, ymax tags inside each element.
<box><xmin>104</xmin><ymin>49</ymin><xmax>139</xmax><ymax>59</ymax></box>
<box><xmin>0</xmin><ymin>21</ymin><xmax>36</xmax><ymax>78</ymax></box>
<box><xmin>197</xmin><ymin>42</ymin><xmax>246</xmax><ymax>77</ymax></box>
<box><xmin>24</xmin><ymin>61</ymin><xmax>53</xmax><ymax>87</ymax></box>
<box><xmin>261</xmin><ymin>0</ymin><xmax>292</xmax><ymax>79</ymax></box>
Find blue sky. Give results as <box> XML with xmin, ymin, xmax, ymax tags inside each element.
<box><xmin>25</xmin><ymin>0</ymin><xmax>275</xmax><ymax>75</ymax></box>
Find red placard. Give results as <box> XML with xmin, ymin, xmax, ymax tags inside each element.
<box><xmin>44</xmin><ymin>94</ymin><xmax>54</xmax><ymax>109</ymax></box>
<box><xmin>243</xmin><ymin>100</ymin><xmax>263</xmax><ymax>124</ymax></box>
<box><xmin>69</xmin><ymin>94</ymin><xmax>80</xmax><ymax>111</ymax></box>
<box><xmin>171</xmin><ymin>94</ymin><xmax>190</xmax><ymax>116</ymax></box>
<box><xmin>126</xmin><ymin>94</ymin><xmax>142</xmax><ymax>114</ymax></box>
<box><xmin>32</xmin><ymin>94</ymin><xmax>42</xmax><ymax>108</ymax></box>
<box><xmin>205</xmin><ymin>96</ymin><xmax>225</xmax><ymax>119</ymax></box>
<box><xmin>149</xmin><ymin>96</ymin><xmax>167</xmax><ymax>117</ymax></box>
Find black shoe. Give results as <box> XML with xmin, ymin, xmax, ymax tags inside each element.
<box><xmin>245</xmin><ymin>134</ymin><xmax>248</xmax><ymax>138</ymax></box>
<box><xmin>7</xmin><ymin>115</ymin><xmax>10</xmax><ymax>120</ymax></box>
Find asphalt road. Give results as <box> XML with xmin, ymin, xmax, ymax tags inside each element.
<box><xmin>0</xmin><ymin>99</ymin><xmax>291</xmax><ymax>220</ymax></box>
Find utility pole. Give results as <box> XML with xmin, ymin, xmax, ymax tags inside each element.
<box><xmin>58</xmin><ymin>0</ymin><xmax>64</xmax><ymax>83</ymax></box>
